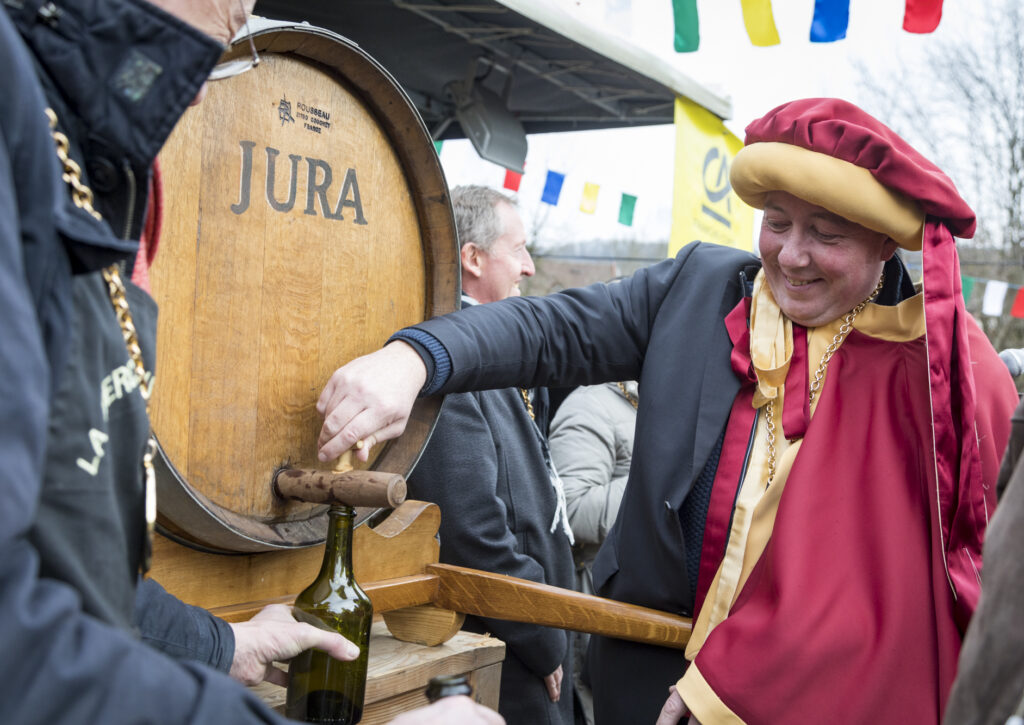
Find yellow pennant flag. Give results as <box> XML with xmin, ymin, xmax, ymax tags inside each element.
<box><xmin>580</xmin><ymin>182</ymin><xmax>600</xmax><ymax>214</ymax></box>
<box><xmin>740</xmin><ymin>0</ymin><xmax>780</xmax><ymax>46</ymax></box>
<box><xmin>670</xmin><ymin>97</ymin><xmax>755</xmax><ymax>255</ymax></box>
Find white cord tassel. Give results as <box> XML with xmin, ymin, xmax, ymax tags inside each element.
<box><xmin>548</xmin><ymin>462</ymin><xmax>575</xmax><ymax>545</ymax></box>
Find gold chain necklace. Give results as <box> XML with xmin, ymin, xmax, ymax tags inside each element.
<box><xmin>46</xmin><ymin>108</ymin><xmax>102</xmax><ymax>221</ymax></box>
<box><xmin>47</xmin><ymin>107</ymin><xmax>156</xmax><ymax>573</ymax></box>
<box><xmin>520</xmin><ymin>388</ymin><xmax>535</xmax><ymax>420</ymax></box>
<box><xmin>763</xmin><ymin>273</ymin><xmax>884</xmax><ymax>488</ymax></box>
<box><xmin>616</xmin><ymin>381</ymin><xmax>639</xmax><ymax>409</ymax></box>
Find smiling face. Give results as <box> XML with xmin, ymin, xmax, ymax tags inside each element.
<box><xmin>758</xmin><ymin>191</ymin><xmax>898</xmax><ymax>327</ymax></box>
<box><xmin>462</xmin><ymin>200</ymin><xmax>535</xmax><ymax>304</ymax></box>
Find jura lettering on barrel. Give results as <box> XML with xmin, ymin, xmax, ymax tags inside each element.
<box><xmin>231</xmin><ymin>141</ymin><xmax>368</xmax><ymax>224</ymax></box>
<box><xmin>266</xmin><ymin>148</ymin><xmax>301</xmax><ymax>213</ymax></box>
<box><xmin>231</xmin><ymin>140</ymin><xmax>257</xmax><ymax>215</ymax></box>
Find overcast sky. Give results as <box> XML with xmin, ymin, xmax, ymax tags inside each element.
<box><xmin>438</xmin><ymin>0</ymin><xmax>970</xmax><ymax>249</ymax></box>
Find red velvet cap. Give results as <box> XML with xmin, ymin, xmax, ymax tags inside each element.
<box><xmin>741</xmin><ymin>98</ymin><xmax>975</xmax><ymax>240</ymax></box>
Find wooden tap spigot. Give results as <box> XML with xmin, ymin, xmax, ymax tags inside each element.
<box><xmin>273</xmin><ymin>468</ymin><xmax>407</xmax><ymax>508</ymax></box>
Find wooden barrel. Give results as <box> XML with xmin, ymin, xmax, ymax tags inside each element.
<box><xmin>150</xmin><ymin>20</ymin><xmax>459</xmax><ymax>554</ymax></box>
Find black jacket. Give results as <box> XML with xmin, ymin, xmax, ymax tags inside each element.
<box><xmin>408</xmin><ymin>298</ymin><xmax>575</xmax><ymax>724</ymax></box>
<box><xmin>0</xmin><ymin>1</ymin><xmax>287</xmax><ymax>722</ymax></box>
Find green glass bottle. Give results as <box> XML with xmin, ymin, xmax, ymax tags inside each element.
<box><xmin>286</xmin><ymin>505</ymin><xmax>373</xmax><ymax>724</ymax></box>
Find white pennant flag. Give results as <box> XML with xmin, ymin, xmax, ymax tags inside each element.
<box><xmin>982</xmin><ymin>280</ymin><xmax>1009</xmax><ymax>316</ymax></box>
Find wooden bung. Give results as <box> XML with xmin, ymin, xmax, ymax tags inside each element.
<box><xmin>273</xmin><ymin>468</ymin><xmax>407</xmax><ymax>508</ymax></box>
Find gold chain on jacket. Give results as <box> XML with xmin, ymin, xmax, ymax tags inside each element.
<box><xmin>764</xmin><ymin>272</ymin><xmax>885</xmax><ymax>489</ymax></box>
<box><xmin>47</xmin><ymin>107</ymin><xmax>156</xmax><ymax>574</ymax></box>
<box><xmin>45</xmin><ymin>108</ymin><xmax>102</xmax><ymax>221</ymax></box>
<box><xmin>616</xmin><ymin>381</ymin><xmax>639</xmax><ymax>409</ymax></box>
<box><xmin>520</xmin><ymin>388</ymin><xmax>535</xmax><ymax>420</ymax></box>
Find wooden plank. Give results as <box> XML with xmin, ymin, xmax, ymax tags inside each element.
<box><xmin>207</xmin><ymin>573</ymin><xmax>441</xmax><ymax>623</ymax></box>
<box><xmin>429</xmin><ymin>563</ymin><xmax>693</xmax><ymax>649</ymax></box>
<box><xmin>364</xmin><ymin>575</ymin><xmax>438</xmax><ymax>613</ymax></box>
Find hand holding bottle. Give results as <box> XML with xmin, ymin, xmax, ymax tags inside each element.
<box><xmin>228</xmin><ymin>603</ymin><xmax>360</xmax><ymax>687</ymax></box>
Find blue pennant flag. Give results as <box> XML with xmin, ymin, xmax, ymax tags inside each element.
<box><xmin>541</xmin><ymin>170</ymin><xmax>566</xmax><ymax>206</ymax></box>
<box><xmin>810</xmin><ymin>0</ymin><xmax>850</xmax><ymax>42</ymax></box>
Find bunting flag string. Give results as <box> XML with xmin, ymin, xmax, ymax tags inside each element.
<box><xmin>674</xmin><ymin>0</ymin><xmax>944</xmax><ymax>52</ymax></box>
<box><xmin>434</xmin><ymin>143</ymin><xmax>641</xmax><ymax>226</ymax></box>
<box><xmin>919</xmin><ymin>268</ymin><xmax>1024</xmax><ymax>320</ymax></box>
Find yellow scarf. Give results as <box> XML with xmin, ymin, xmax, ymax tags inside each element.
<box><xmin>748</xmin><ymin>271</ymin><xmax>793</xmax><ymax>411</ymax></box>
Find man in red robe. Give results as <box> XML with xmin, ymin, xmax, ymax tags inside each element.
<box><xmin>315</xmin><ymin>99</ymin><xmax>1019</xmax><ymax>724</ymax></box>
<box><xmin>661</xmin><ymin>99</ymin><xmax>1019</xmax><ymax>723</ymax></box>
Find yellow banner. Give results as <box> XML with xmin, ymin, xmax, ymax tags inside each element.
<box><xmin>669</xmin><ymin>97</ymin><xmax>755</xmax><ymax>256</ymax></box>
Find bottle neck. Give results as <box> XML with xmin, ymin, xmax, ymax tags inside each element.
<box><xmin>320</xmin><ymin>504</ymin><xmax>356</xmax><ymax>583</ymax></box>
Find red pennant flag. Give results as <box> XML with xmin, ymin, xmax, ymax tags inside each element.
<box><xmin>1011</xmin><ymin>287</ymin><xmax>1024</xmax><ymax>318</ymax></box>
<box><xmin>903</xmin><ymin>0</ymin><xmax>943</xmax><ymax>33</ymax></box>
<box><xmin>504</xmin><ymin>168</ymin><xmax>523</xmax><ymax>192</ymax></box>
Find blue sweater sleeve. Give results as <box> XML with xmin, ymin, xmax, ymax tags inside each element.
<box><xmin>389</xmin><ymin>327</ymin><xmax>451</xmax><ymax>395</ymax></box>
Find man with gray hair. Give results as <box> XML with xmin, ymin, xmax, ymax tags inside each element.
<box><xmin>401</xmin><ymin>185</ymin><xmax>577</xmax><ymax>724</ymax></box>
<box><xmin>451</xmin><ymin>184</ymin><xmax>535</xmax><ymax>303</ymax></box>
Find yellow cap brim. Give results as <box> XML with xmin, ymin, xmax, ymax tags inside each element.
<box><xmin>731</xmin><ymin>142</ymin><xmax>925</xmax><ymax>251</ymax></box>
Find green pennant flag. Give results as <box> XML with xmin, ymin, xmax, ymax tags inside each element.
<box><xmin>618</xmin><ymin>193</ymin><xmax>637</xmax><ymax>226</ymax></box>
<box><xmin>672</xmin><ymin>0</ymin><xmax>700</xmax><ymax>52</ymax></box>
<box><xmin>962</xmin><ymin>275</ymin><xmax>975</xmax><ymax>302</ymax></box>
<box><xmin>433</xmin><ymin>140</ymin><xmax>444</xmax><ymax>155</ymax></box>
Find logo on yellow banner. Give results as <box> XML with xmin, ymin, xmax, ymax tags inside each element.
<box><xmin>670</xmin><ymin>97</ymin><xmax>754</xmax><ymax>255</ymax></box>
